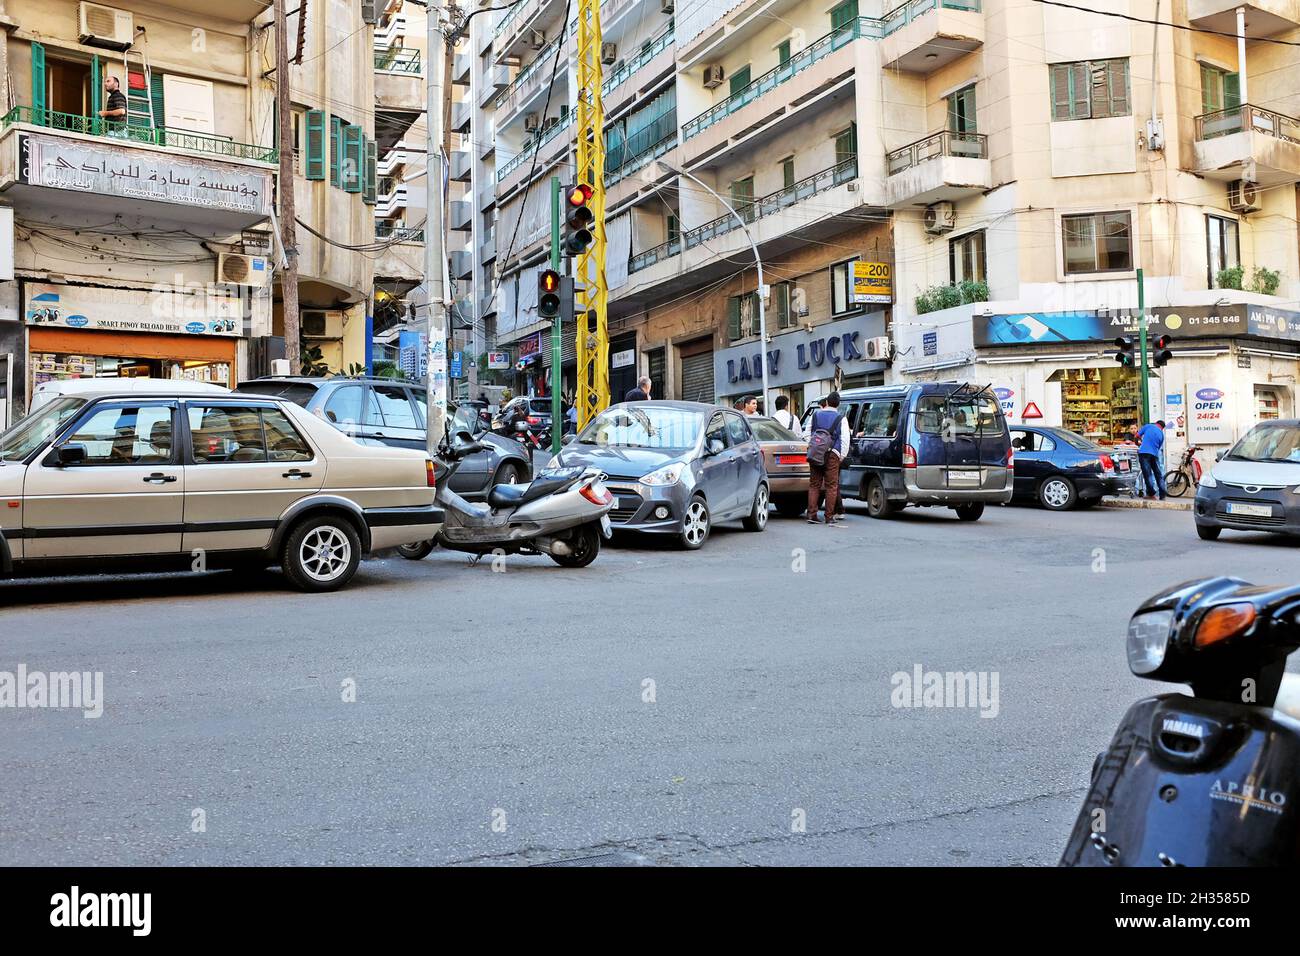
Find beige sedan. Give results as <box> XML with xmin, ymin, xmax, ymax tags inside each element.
<box><xmin>0</xmin><ymin>388</ymin><xmax>443</xmax><ymax>592</ymax></box>
<box><xmin>748</xmin><ymin>416</ymin><xmax>811</xmax><ymax>517</ymax></box>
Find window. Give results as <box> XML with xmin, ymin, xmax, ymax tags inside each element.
<box><xmin>667</xmin><ymin>214</ymin><xmax>680</xmax><ymax>244</ymax></box>
<box><xmin>725</xmin><ymin>413</ymin><xmax>751</xmax><ymax>444</ymax></box>
<box><xmin>947</xmin><ymin>85</ymin><xmax>977</xmax><ymax>133</ymax></box>
<box><xmin>304</xmin><ymin>109</ymin><xmax>327</xmax><ymax>180</ymax></box>
<box><xmin>949</xmin><ymin>231</ymin><xmax>987</xmax><ymax>283</ymax></box>
<box><xmin>1200</xmin><ymin>64</ymin><xmax>1240</xmax><ymax>114</ymax></box>
<box><xmin>730</xmin><ymin>175</ymin><xmax>754</xmax><ymax>217</ymax></box>
<box><xmin>262</xmin><ymin>409</ymin><xmax>313</xmax><ymax>462</ymax></box>
<box><xmin>777</xmin><ymin>39</ymin><xmax>792</xmax><ymax>66</ymax></box>
<box><xmin>324</xmin><ymin>385</ymin><xmax>365</xmax><ymax>427</ymax></box>
<box><xmin>705</xmin><ymin>414</ymin><xmax>729</xmax><ymax>448</ymax></box>
<box><xmin>728</xmin><ymin>290</ymin><xmax>760</xmax><ymax>341</ymax></box>
<box><xmin>834</xmin><ymin>124</ymin><xmax>857</xmax><ymax>164</ymax></box>
<box><xmin>1050</xmin><ymin>59</ymin><xmax>1130</xmax><ymax>121</ymax></box>
<box><xmin>729</xmin><ymin>64</ymin><xmax>751</xmax><ymax>97</ymax></box>
<box><xmin>373</xmin><ymin>386</ymin><xmax>419</xmax><ymax>428</ymax></box>
<box><xmin>780</xmin><ymin>155</ymin><xmax>795</xmax><ymax>190</ymax></box>
<box><xmin>1062</xmin><ymin>211</ymin><xmax>1132</xmax><ymax>274</ymax></box>
<box><xmin>830</xmin><ymin>0</ymin><xmax>859</xmax><ymax>32</ymax></box>
<box><xmin>188</xmin><ymin>406</ymin><xmax>268</xmax><ymax>463</ymax></box>
<box><xmin>915</xmin><ymin>395</ymin><xmax>1001</xmax><ymax>436</ymax></box>
<box><xmin>859</xmin><ymin>401</ymin><xmax>901</xmax><ymax>438</ymax></box>
<box><xmin>830</xmin><ymin>259</ymin><xmax>859</xmax><ymax>315</ymax></box>
<box><xmin>63</xmin><ymin>405</ymin><xmax>174</xmax><ymax>465</ymax></box>
<box><xmin>1207</xmin><ymin>215</ymin><xmax>1240</xmax><ymax>287</ymax></box>
<box><xmin>773</xmin><ymin>282</ymin><xmax>793</xmax><ymax>330</ymax></box>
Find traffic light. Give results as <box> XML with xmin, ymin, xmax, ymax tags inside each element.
<box><xmin>558</xmin><ymin>275</ymin><xmax>576</xmax><ymax>326</ymax></box>
<box><xmin>1152</xmin><ymin>334</ymin><xmax>1174</xmax><ymax>368</ymax></box>
<box><xmin>562</xmin><ymin>183</ymin><xmax>595</xmax><ymax>257</ymax></box>
<box><xmin>538</xmin><ymin>269</ymin><xmax>561</xmax><ymax>319</ymax></box>
<box><xmin>1114</xmin><ymin>335</ymin><xmax>1136</xmax><ymax>367</ymax></box>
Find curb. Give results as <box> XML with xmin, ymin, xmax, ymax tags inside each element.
<box><xmin>1097</xmin><ymin>496</ymin><xmax>1194</xmax><ymax>511</ymax></box>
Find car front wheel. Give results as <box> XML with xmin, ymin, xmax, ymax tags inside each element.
<box><xmin>282</xmin><ymin>516</ymin><xmax>362</xmax><ymax>592</ymax></box>
<box><xmin>396</xmin><ymin>540</ymin><xmax>436</xmax><ymax>561</ymax></box>
<box><xmin>1196</xmin><ymin>523</ymin><xmax>1222</xmax><ymax>541</ymax></box>
<box><xmin>680</xmin><ymin>496</ymin><xmax>711</xmax><ymax>550</ymax></box>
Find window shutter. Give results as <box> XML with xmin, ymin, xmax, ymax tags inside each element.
<box><xmin>304</xmin><ymin>109</ymin><xmax>326</xmax><ymax>180</ymax></box>
<box><xmin>1105</xmin><ymin>59</ymin><xmax>1129</xmax><ymax>117</ymax></box>
<box><xmin>1050</xmin><ymin>64</ymin><xmax>1070</xmax><ymax>120</ymax></box>
<box><xmin>363</xmin><ymin>137</ymin><xmax>378</xmax><ymax>204</ymax></box>
<box><xmin>1071</xmin><ymin>63</ymin><xmax>1090</xmax><ymax>119</ymax></box>
<box><xmin>728</xmin><ymin>296</ymin><xmax>741</xmax><ymax>341</ymax></box>
<box><xmin>31</xmin><ymin>42</ymin><xmax>46</xmax><ymax>118</ymax></box>
<box><xmin>150</xmin><ymin>72</ymin><xmax>166</xmax><ymax>134</ymax></box>
<box><xmin>330</xmin><ymin>116</ymin><xmax>343</xmax><ymax>187</ymax></box>
<box><xmin>1223</xmin><ymin>72</ymin><xmax>1241</xmax><ymax>110</ymax></box>
<box><xmin>343</xmin><ymin>124</ymin><xmax>364</xmax><ymax>193</ymax></box>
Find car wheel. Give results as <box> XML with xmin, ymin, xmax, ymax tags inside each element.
<box><xmin>493</xmin><ymin>462</ymin><xmax>523</xmax><ymax>487</ymax></box>
<box><xmin>1196</xmin><ymin>523</ymin><xmax>1222</xmax><ymax>541</ymax></box>
<box><xmin>775</xmin><ymin>495</ymin><xmax>806</xmax><ymax>518</ymax></box>
<box><xmin>396</xmin><ymin>540</ymin><xmax>435</xmax><ymax>561</ymax></box>
<box><xmin>865</xmin><ymin>477</ymin><xmax>893</xmax><ymax>519</ymax></box>
<box><xmin>954</xmin><ymin>502</ymin><xmax>985</xmax><ymax>522</ymax></box>
<box><xmin>742</xmin><ymin>483</ymin><xmax>769</xmax><ymax>531</ymax></box>
<box><xmin>680</xmin><ymin>496</ymin><xmax>711</xmax><ymax>550</ymax></box>
<box><xmin>550</xmin><ymin>522</ymin><xmax>601</xmax><ymax>568</ymax></box>
<box><xmin>1038</xmin><ymin>477</ymin><xmax>1077</xmax><ymax>511</ymax></box>
<box><xmin>282</xmin><ymin>516</ymin><xmax>361</xmax><ymax>592</ymax></box>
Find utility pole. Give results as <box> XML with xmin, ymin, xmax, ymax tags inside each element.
<box><xmin>550</xmin><ymin>176</ymin><xmax>563</xmax><ymax>454</ymax></box>
<box><xmin>274</xmin><ymin>0</ymin><xmax>300</xmax><ymax>371</ymax></box>
<box><xmin>1137</xmin><ymin>267</ymin><xmax>1150</xmax><ymax>425</ymax></box>
<box><xmin>425</xmin><ymin>3</ymin><xmax>448</xmax><ymax>454</ymax></box>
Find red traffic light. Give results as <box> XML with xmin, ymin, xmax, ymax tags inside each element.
<box><xmin>538</xmin><ymin>269</ymin><xmax>561</xmax><ymax>318</ymax></box>
<box><xmin>566</xmin><ymin>183</ymin><xmax>593</xmax><ymax>207</ymax></box>
<box><xmin>539</xmin><ymin>269</ymin><xmax>560</xmax><ymax>293</ymax></box>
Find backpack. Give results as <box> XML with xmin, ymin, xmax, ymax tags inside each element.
<box><xmin>807</xmin><ymin>409</ymin><xmax>844</xmax><ymax>466</ymax></box>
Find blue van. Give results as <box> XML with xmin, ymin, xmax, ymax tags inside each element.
<box><xmin>801</xmin><ymin>382</ymin><xmax>1013</xmax><ymax>521</ymax></box>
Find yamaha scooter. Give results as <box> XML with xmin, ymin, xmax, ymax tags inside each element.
<box><xmin>397</xmin><ymin>427</ymin><xmax>614</xmax><ymax>568</ymax></box>
<box><xmin>1061</xmin><ymin>576</ymin><xmax>1300</xmax><ymax>866</ymax></box>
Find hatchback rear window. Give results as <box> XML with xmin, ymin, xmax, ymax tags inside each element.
<box><xmin>237</xmin><ymin>382</ymin><xmax>320</xmax><ymax>407</ymax></box>
<box><xmin>914</xmin><ymin>394</ymin><xmax>1003</xmax><ymax>436</ymax></box>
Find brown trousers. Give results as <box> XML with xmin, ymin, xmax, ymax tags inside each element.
<box><xmin>808</xmin><ymin>453</ymin><xmax>842</xmax><ymax>520</ymax></box>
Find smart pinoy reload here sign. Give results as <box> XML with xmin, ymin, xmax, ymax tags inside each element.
<box><xmin>973</xmin><ymin>304</ymin><xmax>1300</xmax><ymax>346</ymax></box>
<box><xmin>24</xmin><ymin>283</ymin><xmax>243</xmax><ymax>337</ymax></box>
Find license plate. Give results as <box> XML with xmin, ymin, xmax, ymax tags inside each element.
<box><xmin>600</xmin><ymin>514</ymin><xmax>612</xmax><ymax>537</ymax></box>
<box><xmin>778</xmin><ymin>454</ymin><xmax>807</xmax><ymax>467</ymax></box>
<box><xmin>949</xmin><ymin>470</ymin><xmax>980</xmax><ymax>483</ymax></box>
<box><xmin>1226</xmin><ymin>502</ymin><xmax>1273</xmax><ymax>518</ymax></box>
<box><xmin>1118</xmin><ymin>460</ymin><xmax>1131</xmax><ymax>472</ymax></box>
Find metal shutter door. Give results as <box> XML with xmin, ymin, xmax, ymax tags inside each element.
<box><xmin>680</xmin><ymin>351</ymin><xmax>714</xmax><ymax>404</ymax></box>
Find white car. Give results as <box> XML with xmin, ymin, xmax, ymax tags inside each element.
<box><xmin>29</xmin><ymin>378</ymin><xmax>230</xmax><ymax>412</ymax></box>
<box><xmin>1193</xmin><ymin>419</ymin><xmax>1300</xmax><ymax>540</ymax></box>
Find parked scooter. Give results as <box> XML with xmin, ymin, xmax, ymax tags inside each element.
<box><xmin>397</xmin><ymin>426</ymin><xmax>614</xmax><ymax>568</ymax></box>
<box><xmin>1061</xmin><ymin>576</ymin><xmax>1300</xmax><ymax>866</ymax></box>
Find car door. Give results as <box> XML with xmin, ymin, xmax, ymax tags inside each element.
<box><xmin>856</xmin><ymin>400</ymin><xmax>902</xmax><ymax>497</ymax></box>
<box><xmin>698</xmin><ymin>413</ymin><xmax>735</xmax><ymax>513</ymax></box>
<box><xmin>181</xmin><ymin>401</ymin><xmax>325</xmax><ymax>553</ymax></box>
<box><xmin>22</xmin><ymin>401</ymin><xmax>184</xmax><ymax>558</ymax></box>
<box><xmin>1010</xmin><ymin>429</ymin><xmax>1054</xmax><ymax>495</ymax></box>
<box><xmin>726</xmin><ymin>413</ymin><xmax>763</xmax><ymax>511</ymax></box>
<box><xmin>369</xmin><ymin>385</ymin><xmax>426</xmax><ymax>449</ymax></box>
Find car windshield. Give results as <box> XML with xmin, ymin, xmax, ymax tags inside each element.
<box><xmin>578</xmin><ymin>406</ymin><xmax>704</xmax><ymax>450</ymax></box>
<box><xmin>750</xmin><ymin>418</ymin><xmax>799</xmax><ymax>442</ymax></box>
<box><xmin>0</xmin><ymin>397</ymin><xmax>85</xmax><ymax>461</ymax></box>
<box><xmin>1226</xmin><ymin>422</ymin><xmax>1300</xmax><ymax>463</ymax></box>
<box><xmin>914</xmin><ymin>394</ymin><xmax>1004</xmax><ymax>436</ymax></box>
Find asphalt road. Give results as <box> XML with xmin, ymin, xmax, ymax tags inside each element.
<box><xmin>2</xmin><ymin>500</ymin><xmax>1297</xmax><ymax>866</ymax></box>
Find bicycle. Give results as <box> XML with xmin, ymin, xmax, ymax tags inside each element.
<box><xmin>1164</xmin><ymin>444</ymin><xmax>1204</xmax><ymax>498</ymax></box>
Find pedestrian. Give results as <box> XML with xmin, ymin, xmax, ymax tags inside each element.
<box><xmin>742</xmin><ymin>395</ymin><xmax>759</xmax><ymax>416</ymax></box>
<box><xmin>565</xmin><ymin>402</ymin><xmax>578</xmax><ymax>435</ymax></box>
<box><xmin>624</xmin><ymin>375</ymin><xmax>651</xmax><ymax>402</ymax></box>
<box><xmin>98</xmin><ymin>76</ymin><xmax>128</xmax><ymax>136</ymax></box>
<box><xmin>805</xmin><ymin>391</ymin><xmax>850</xmax><ymax>525</ymax></box>
<box><xmin>804</xmin><ymin>395</ymin><xmax>844</xmax><ymax>517</ymax></box>
<box><xmin>1119</xmin><ymin>421</ymin><xmax>1145</xmax><ymax>497</ymax></box>
<box><xmin>772</xmin><ymin>394</ymin><xmax>797</xmax><ymax>431</ymax></box>
<box><xmin>1137</xmin><ymin>419</ymin><xmax>1168</xmax><ymax>500</ymax></box>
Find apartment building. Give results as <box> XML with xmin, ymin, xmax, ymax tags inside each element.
<box><xmin>0</xmin><ymin>0</ymin><xmax>376</xmax><ymax>423</ymax></box>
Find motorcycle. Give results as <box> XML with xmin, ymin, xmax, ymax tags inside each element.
<box><xmin>1061</xmin><ymin>576</ymin><xmax>1300</xmax><ymax>866</ymax></box>
<box><xmin>396</xmin><ymin>426</ymin><xmax>614</xmax><ymax>568</ymax></box>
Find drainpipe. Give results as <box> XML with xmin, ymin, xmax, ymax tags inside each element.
<box><xmin>1237</xmin><ymin>7</ymin><xmax>1249</xmax><ymax>105</ymax></box>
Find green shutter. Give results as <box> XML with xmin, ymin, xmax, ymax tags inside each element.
<box><xmin>305</xmin><ymin>109</ymin><xmax>326</xmax><ymax>180</ymax></box>
<box><xmin>363</xmin><ymin>137</ymin><xmax>378</xmax><ymax>204</ymax></box>
<box><xmin>31</xmin><ymin>42</ymin><xmax>46</xmax><ymax>120</ymax></box>
<box><xmin>1223</xmin><ymin>72</ymin><xmax>1241</xmax><ymax>110</ymax></box>
<box><xmin>777</xmin><ymin>39</ymin><xmax>791</xmax><ymax>65</ymax></box>
<box><xmin>831</xmin><ymin>0</ymin><xmax>858</xmax><ymax>31</ymax></box>
<box><xmin>729</xmin><ymin>65</ymin><xmax>751</xmax><ymax>97</ymax></box>
<box><xmin>148</xmin><ymin>72</ymin><xmax>166</xmax><ymax>143</ymax></box>
<box><xmin>343</xmin><ymin>124</ymin><xmax>363</xmax><ymax>193</ymax></box>
<box><xmin>90</xmin><ymin>55</ymin><xmax>102</xmax><ymax>120</ymax></box>
<box><xmin>330</xmin><ymin>116</ymin><xmax>343</xmax><ymax>187</ymax></box>
<box><xmin>728</xmin><ymin>296</ymin><xmax>741</xmax><ymax>341</ymax></box>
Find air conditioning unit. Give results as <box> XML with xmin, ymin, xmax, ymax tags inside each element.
<box><xmin>1228</xmin><ymin>179</ymin><xmax>1260</xmax><ymax>213</ymax></box>
<box><xmin>923</xmin><ymin>201</ymin><xmax>956</xmax><ymax>235</ymax></box>
<box><xmin>302</xmin><ymin>310</ymin><xmax>344</xmax><ymax>339</ymax></box>
<box><xmin>601</xmin><ymin>43</ymin><xmax>617</xmax><ymax>65</ymax></box>
<box><xmin>865</xmin><ymin>336</ymin><xmax>892</xmax><ymax>361</ymax></box>
<box><xmin>528</xmin><ymin>29</ymin><xmax>545</xmax><ymax>49</ymax></box>
<box><xmin>78</xmin><ymin>2</ymin><xmax>134</xmax><ymax>50</ymax></box>
<box><xmin>703</xmin><ymin>64</ymin><xmax>725</xmax><ymax>89</ymax></box>
<box><xmin>524</xmin><ymin>113</ymin><xmax>540</xmax><ymax>132</ymax></box>
<box><xmin>661</xmin><ymin>0</ymin><xmax>674</xmax><ymax>11</ymax></box>
<box><xmin>217</xmin><ymin>253</ymin><xmax>270</xmax><ymax>288</ymax></box>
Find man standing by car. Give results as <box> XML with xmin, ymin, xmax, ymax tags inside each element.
<box><xmin>772</xmin><ymin>395</ymin><xmax>797</xmax><ymax>431</ymax></box>
<box><xmin>1137</xmin><ymin>419</ymin><xmax>1168</xmax><ymax>500</ymax></box>
<box><xmin>624</xmin><ymin>376</ymin><xmax>651</xmax><ymax>402</ymax></box>
<box><xmin>805</xmin><ymin>391</ymin><xmax>850</xmax><ymax>525</ymax></box>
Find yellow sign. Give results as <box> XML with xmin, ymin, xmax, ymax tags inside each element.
<box><xmin>852</xmin><ymin>261</ymin><xmax>892</xmax><ymax>304</ymax></box>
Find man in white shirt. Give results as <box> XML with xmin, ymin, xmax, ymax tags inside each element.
<box><xmin>772</xmin><ymin>394</ymin><xmax>798</xmax><ymax>431</ymax></box>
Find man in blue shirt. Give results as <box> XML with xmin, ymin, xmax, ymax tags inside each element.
<box><xmin>1137</xmin><ymin>419</ymin><xmax>1168</xmax><ymax>500</ymax></box>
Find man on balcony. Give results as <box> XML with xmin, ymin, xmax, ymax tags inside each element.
<box><xmin>97</xmin><ymin>76</ymin><xmax>128</xmax><ymax>137</ymax></box>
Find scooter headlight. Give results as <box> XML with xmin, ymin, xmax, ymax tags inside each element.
<box><xmin>1127</xmin><ymin>610</ymin><xmax>1174</xmax><ymax>675</ymax></box>
<box><xmin>640</xmin><ymin>462</ymin><xmax>685</xmax><ymax>486</ymax></box>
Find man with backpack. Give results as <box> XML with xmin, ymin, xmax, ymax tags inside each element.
<box><xmin>805</xmin><ymin>391</ymin><xmax>850</xmax><ymax>525</ymax></box>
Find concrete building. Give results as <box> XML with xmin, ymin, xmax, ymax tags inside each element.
<box><xmin>0</xmin><ymin>0</ymin><xmax>377</xmax><ymax>423</ymax></box>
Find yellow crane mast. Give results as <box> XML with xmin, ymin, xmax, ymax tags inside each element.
<box><xmin>574</xmin><ymin>0</ymin><xmax>609</xmax><ymax>429</ymax></box>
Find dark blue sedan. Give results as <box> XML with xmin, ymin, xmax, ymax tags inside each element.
<box><xmin>1009</xmin><ymin>426</ymin><xmax>1138</xmax><ymax>510</ymax></box>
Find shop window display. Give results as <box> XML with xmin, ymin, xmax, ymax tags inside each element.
<box><xmin>1055</xmin><ymin>367</ymin><xmax>1141</xmax><ymax>444</ymax></box>
<box><xmin>31</xmin><ymin>353</ymin><xmax>231</xmax><ymax>389</ymax></box>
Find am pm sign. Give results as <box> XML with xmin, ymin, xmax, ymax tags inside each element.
<box><xmin>1189</xmin><ymin>384</ymin><xmax>1231</xmax><ymax>442</ymax></box>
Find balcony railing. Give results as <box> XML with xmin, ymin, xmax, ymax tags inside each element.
<box><xmin>602</xmin><ymin>25</ymin><xmax>674</xmax><ymax>97</ymax></box>
<box><xmin>886</xmin><ymin>130</ymin><xmax>987</xmax><ymax>175</ymax></box>
<box><xmin>682</xmin><ymin>158</ymin><xmax>858</xmax><ymax>250</ymax></box>
<box><xmin>502</xmin><ymin>34</ymin><xmax>563</xmax><ymax>107</ymax></box>
<box><xmin>606</xmin><ymin>109</ymin><xmax>677</xmax><ymax>184</ymax></box>
<box><xmin>1</xmin><ymin>106</ymin><xmax>277</xmax><ymax>163</ymax></box>
<box><xmin>375</xmin><ymin>48</ymin><xmax>422</xmax><ymax>73</ymax></box>
<box><xmin>496</xmin><ymin>114</ymin><xmax>574</xmax><ymax>182</ymax></box>
<box><xmin>494</xmin><ymin>0</ymin><xmax>525</xmax><ymax>39</ymax></box>
<box><xmin>629</xmin><ymin>236</ymin><xmax>682</xmax><ymax>274</ymax></box>
<box><xmin>881</xmin><ymin>0</ymin><xmax>980</xmax><ymax>34</ymax></box>
<box><xmin>376</xmin><ymin>222</ymin><xmax>425</xmax><ymax>242</ymax></box>
<box><xmin>1196</xmin><ymin>103</ymin><xmax>1300</xmax><ymax>145</ymax></box>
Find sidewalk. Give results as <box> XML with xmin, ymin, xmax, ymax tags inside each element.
<box><xmin>1098</xmin><ymin>495</ymin><xmax>1193</xmax><ymax>511</ymax></box>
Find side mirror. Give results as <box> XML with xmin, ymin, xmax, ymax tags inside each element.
<box><xmin>561</xmin><ymin>432</ymin><xmax>576</xmax><ymax>446</ymax></box>
<box><xmin>707</xmin><ymin>437</ymin><xmax>726</xmax><ymax>457</ymax></box>
<box><xmin>56</xmin><ymin>443</ymin><xmax>87</xmax><ymax>466</ymax></box>
<box><xmin>1216</xmin><ymin>451</ymin><xmax>1225</xmax><ymax>462</ymax></box>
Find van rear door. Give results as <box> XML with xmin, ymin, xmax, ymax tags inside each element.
<box><xmin>909</xmin><ymin>390</ymin><xmax>1009</xmax><ymax>492</ymax></box>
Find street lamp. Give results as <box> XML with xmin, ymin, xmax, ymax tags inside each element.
<box><xmin>657</xmin><ymin>160</ymin><xmax>769</xmax><ymax>413</ymax></box>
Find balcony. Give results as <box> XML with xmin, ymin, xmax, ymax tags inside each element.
<box><xmin>450</xmin><ymin>149</ymin><xmax>472</xmax><ymax>182</ymax></box>
<box><xmin>451</xmin><ymin>250</ymin><xmax>473</xmax><ymax>280</ymax></box>
<box><xmin>603</xmin><ymin>25</ymin><xmax>675</xmax><ymax>118</ymax></box>
<box><xmin>495</xmin><ymin>34</ymin><xmax>567</xmax><ymax>127</ymax></box>
<box><xmin>453</xmin><ymin>51</ymin><xmax>472</xmax><ymax>86</ymax></box>
<box><xmin>481</xmin><ymin>227</ymin><xmax>497</xmax><ymax>264</ymax></box>
<box><xmin>606</xmin><ymin>110</ymin><xmax>678</xmax><ymax>187</ymax></box>
<box><xmin>375</xmin><ymin>48</ymin><xmax>421</xmax><ymax>74</ymax></box>
<box><xmin>1194</xmin><ymin>105</ymin><xmax>1300</xmax><ymax>186</ymax></box>
<box><xmin>480</xmin><ymin>291</ymin><xmax>497</xmax><ymax>316</ymax></box>
<box><xmin>481</xmin><ymin>65</ymin><xmax>512</xmax><ymax>108</ymax></box>
<box><xmin>0</xmin><ymin>107</ymin><xmax>276</xmax><ymax>231</ymax></box>
<box><xmin>496</xmin><ymin>115</ymin><xmax>574</xmax><ymax>193</ymax></box>
<box><xmin>451</xmin><ymin>200</ymin><xmax>473</xmax><ymax>232</ymax></box>
<box><xmin>451</xmin><ymin>99</ymin><xmax>472</xmax><ymax>134</ymax></box>
<box><xmin>375</xmin><ymin>221</ymin><xmax>425</xmax><ymax>242</ymax></box>
<box><xmin>1188</xmin><ymin>0</ymin><xmax>1300</xmax><ymax>37</ymax></box>
<box><xmin>629</xmin><ymin>235</ymin><xmax>681</xmax><ymax>274</ymax></box>
<box><xmin>495</xmin><ymin>0</ymin><xmax>568</xmax><ymax>65</ymax></box>
<box><xmin>885</xmin><ymin>130</ymin><xmax>990</xmax><ymax>206</ymax></box>
<box><xmin>374</xmin><ymin>224</ymin><xmax>424</xmax><ymax>283</ymax></box>
<box><xmin>374</xmin><ymin>13</ymin><xmax>407</xmax><ymax>50</ymax></box>
<box><xmin>375</xmin><ymin>48</ymin><xmax>424</xmax><ymax>112</ymax></box>
<box><xmin>376</xmin><ymin>183</ymin><xmax>409</xmax><ymax>217</ymax></box>
<box><xmin>879</xmin><ymin>0</ymin><xmax>983</xmax><ymax>73</ymax></box>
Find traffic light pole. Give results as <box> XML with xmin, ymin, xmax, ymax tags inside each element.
<box><xmin>424</xmin><ymin>5</ymin><xmax>448</xmax><ymax>455</ymax></box>
<box><xmin>550</xmin><ymin>177</ymin><xmax>562</xmax><ymax>454</ymax></box>
<box><xmin>1137</xmin><ymin>267</ymin><xmax>1150</xmax><ymax>425</ymax></box>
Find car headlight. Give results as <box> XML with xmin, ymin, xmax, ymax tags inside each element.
<box><xmin>640</xmin><ymin>462</ymin><xmax>685</xmax><ymax>486</ymax></box>
<box><xmin>1199</xmin><ymin>471</ymin><xmax>1217</xmax><ymax>489</ymax></box>
<box><xmin>1126</xmin><ymin>610</ymin><xmax>1174</xmax><ymax>675</ymax></box>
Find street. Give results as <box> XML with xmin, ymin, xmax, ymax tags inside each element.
<box><xmin>2</xmin><ymin>502</ymin><xmax>1297</xmax><ymax>866</ymax></box>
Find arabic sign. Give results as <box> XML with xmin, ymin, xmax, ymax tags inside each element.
<box><xmin>24</xmin><ymin>283</ymin><xmax>243</xmax><ymax>337</ymax></box>
<box><xmin>974</xmin><ymin>304</ymin><xmax>1300</xmax><ymax>346</ymax></box>
<box><xmin>852</xmin><ymin>261</ymin><xmax>892</xmax><ymax>304</ymax></box>
<box><xmin>20</xmin><ymin>133</ymin><xmax>273</xmax><ymax>217</ymax></box>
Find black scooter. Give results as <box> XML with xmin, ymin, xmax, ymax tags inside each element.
<box><xmin>1061</xmin><ymin>577</ymin><xmax>1300</xmax><ymax>867</ymax></box>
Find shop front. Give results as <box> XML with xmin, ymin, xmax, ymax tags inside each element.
<box><xmin>713</xmin><ymin>311</ymin><xmax>888</xmax><ymax>414</ymax></box>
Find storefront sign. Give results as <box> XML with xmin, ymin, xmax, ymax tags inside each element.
<box><xmin>975</xmin><ymin>303</ymin><xmax>1300</xmax><ymax>347</ymax></box>
<box><xmin>20</xmin><ymin>134</ymin><xmax>273</xmax><ymax>218</ymax></box>
<box><xmin>991</xmin><ymin>385</ymin><xmax>1017</xmax><ymax>420</ymax></box>
<box><xmin>517</xmin><ymin>333</ymin><xmax>542</xmax><ymax>360</ymax></box>
<box><xmin>24</xmin><ymin>283</ymin><xmax>243</xmax><ymax>337</ymax></box>
<box><xmin>487</xmin><ymin>351</ymin><xmax>511</xmax><ymax>370</ymax></box>
<box><xmin>1188</xmin><ymin>385</ymin><xmax>1231</xmax><ymax>442</ymax></box>
<box><xmin>852</xmin><ymin>261</ymin><xmax>892</xmax><ymax>305</ymax></box>
<box><xmin>715</xmin><ymin>312</ymin><xmax>886</xmax><ymax>391</ymax></box>
<box><xmin>612</xmin><ymin>348</ymin><xmax>636</xmax><ymax>369</ymax></box>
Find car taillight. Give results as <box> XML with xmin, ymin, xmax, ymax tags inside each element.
<box><xmin>580</xmin><ymin>481</ymin><xmax>613</xmax><ymax>506</ymax></box>
<box><xmin>1005</xmin><ymin>448</ymin><xmax>1014</xmax><ymax>469</ymax></box>
<box><xmin>425</xmin><ymin>459</ymin><xmax>437</xmax><ymax>487</ymax></box>
<box><xmin>527</xmin><ymin>416</ymin><xmax>541</xmax><ymax>425</ymax></box>
<box><xmin>1099</xmin><ymin>454</ymin><xmax>1115</xmax><ymax>473</ymax></box>
<box><xmin>903</xmin><ymin>444</ymin><xmax>917</xmax><ymax>468</ymax></box>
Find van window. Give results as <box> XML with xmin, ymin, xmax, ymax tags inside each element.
<box><xmin>859</xmin><ymin>401</ymin><xmax>901</xmax><ymax>438</ymax></box>
<box><xmin>915</xmin><ymin>394</ymin><xmax>1003</xmax><ymax>436</ymax></box>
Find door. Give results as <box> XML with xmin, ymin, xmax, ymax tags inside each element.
<box><xmin>855</xmin><ymin>400</ymin><xmax>902</xmax><ymax>495</ymax></box>
<box><xmin>181</xmin><ymin>402</ymin><xmax>324</xmax><ymax>553</ymax></box>
<box><xmin>23</xmin><ymin>401</ymin><xmax>183</xmax><ymax>558</ymax></box>
<box><xmin>370</xmin><ymin>384</ymin><xmax>425</xmax><ymax>448</ymax></box>
<box><xmin>911</xmin><ymin>391</ymin><xmax>1006</xmax><ymax>491</ymax></box>
<box><xmin>680</xmin><ymin>348</ymin><xmax>714</xmax><ymax>403</ymax></box>
<box><xmin>725</xmin><ymin>412</ymin><xmax>763</xmax><ymax>511</ymax></box>
<box><xmin>698</xmin><ymin>414</ymin><xmax>734</xmax><ymax>511</ymax></box>
<box><xmin>1010</xmin><ymin>429</ymin><xmax>1054</xmax><ymax>496</ymax></box>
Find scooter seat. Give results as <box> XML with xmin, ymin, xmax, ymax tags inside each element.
<box><xmin>488</xmin><ymin>468</ymin><xmax>586</xmax><ymax>510</ymax></box>
<box><xmin>488</xmin><ymin>483</ymin><xmax>528</xmax><ymax>509</ymax></box>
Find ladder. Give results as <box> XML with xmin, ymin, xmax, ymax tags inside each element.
<box><xmin>120</xmin><ymin>46</ymin><xmax>156</xmax><ymax>142</ymax></box>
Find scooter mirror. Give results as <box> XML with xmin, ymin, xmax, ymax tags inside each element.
<box><xmin>514</xmin><ymin>421</ymin><xmax>529</xmax><ymax>433</ymax></box>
